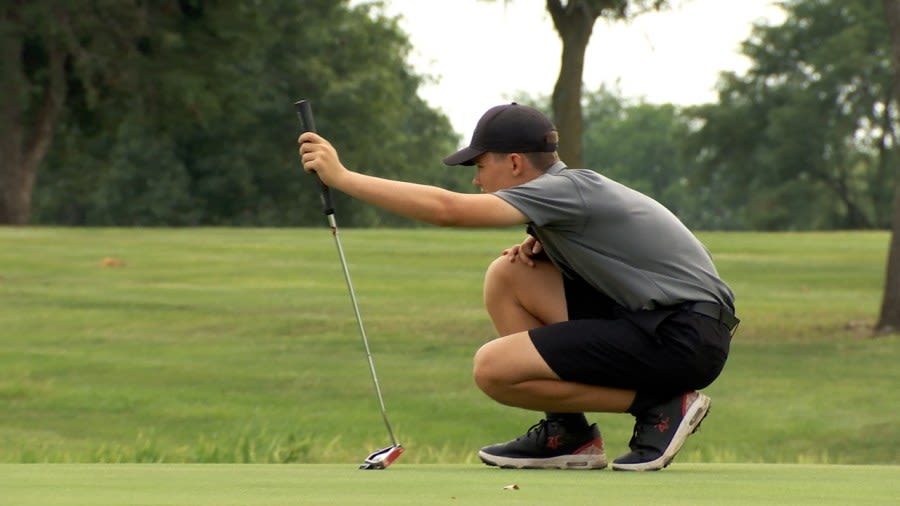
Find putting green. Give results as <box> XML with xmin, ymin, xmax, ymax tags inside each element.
<box><xmin>1</xmin><ymin>463</ymin><xmax>897</xmax><ymax>505</ymax></box>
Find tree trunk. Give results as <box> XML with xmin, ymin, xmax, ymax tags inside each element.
<box><xmin>0</xmin><ymin>9</ymin><xmax>26</xmax><ymax>224</ymax></box>
<box><xmin>0</xmin><ymin>5</ymin><xmax>65</xmax><ymax>225</ymax></box>
<box><xmin>876</xmin><ymin>0</ymin><xmax>900</xmax><ymax>334</ymax></box>
<box><xmin>876</xmin><ymin>181</ymin><xmax>900</xmax><ymax>334</ymax></box>
<box><xmin>547</xmin><ymin>0</ymin><xmax>596</xmax><ymax>169</ymax></box>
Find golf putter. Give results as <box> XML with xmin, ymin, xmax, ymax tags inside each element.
<box><xmin>295</xmin><ymin>100</ymin><xmax>404</xmax><ymax>470</ymax></box>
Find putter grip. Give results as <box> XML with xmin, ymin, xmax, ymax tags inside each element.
<box><xmin>295</xmin><ymin>99</ymin><xmax>335</xmax><ymax>216</ymax></box>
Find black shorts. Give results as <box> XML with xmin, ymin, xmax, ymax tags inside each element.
<box><xmin>528</xmin><ymin>273</ymin><xmax>732</xmax><ymax>395</ymax></box>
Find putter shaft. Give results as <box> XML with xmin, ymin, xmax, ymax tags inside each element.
<box><xmin>328</xmin><ymin>214</ymin><xmax>398</xmax><ymax>446</ymax></box>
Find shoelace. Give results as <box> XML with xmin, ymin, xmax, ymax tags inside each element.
<box><xmin>517</xmin><ymin>419</ymin><xmax>549</xmax><ymax>441</ymax></box>
<box><xmin>628</xmin><ymin>413</ymin><xmax>663</xmax><ymax>450</ymax></box>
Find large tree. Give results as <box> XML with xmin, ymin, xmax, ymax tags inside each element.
<box><xmin>1</xmin><ymin>2</ymin><xmax>68</xmax><ymax>224</ymax></box>
<box><xmin>0</xmin><ymin>1</ymin><xmax>220</xmax><ymax>225</ymax></box>
<box><xmin>3</xmin><ymin>1</ymin><xmax>461</xmax><ymax>226</ymax></box>
<box><xmin>545</xmin><ymin>0</ymin><xmax>667</xmax><ymax>168</ymax></box>
<box><xmin>877</xmin><ymin>0</ymin><xmax>900</xmax><ymax>334</ymax></box>
<box><xmin>688</xmin><ymin>0</ymin><xmax>897</xmax><ymax>230</ymax></box>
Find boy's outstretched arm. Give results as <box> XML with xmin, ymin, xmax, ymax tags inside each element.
<box><xmin>298</xmin><ymin>132</ymin><xmax>526</xmax><ymax>228</ymax></box>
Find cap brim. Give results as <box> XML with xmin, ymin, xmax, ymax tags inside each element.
<box><xmin>442</xmin><ymin>146</ymin><xmax>484</xmax><ymax>166</ymax></box>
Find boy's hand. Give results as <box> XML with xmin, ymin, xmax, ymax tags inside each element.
<box><xmin>502</xmin><ymin>235</ymin><xmax>543</xmax><ymax>267</ymax></box>
<box><xmin>298</xmin><ymin>132</ymin><xmax>348</xmax><ymax>188</ymax></box>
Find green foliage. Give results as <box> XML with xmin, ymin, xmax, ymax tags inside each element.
<box><xmin>687</xmin><ymin>0</ymin><xmax>898</xmax><ymax>230</ymax></box>
<box><xmin>14</xmin><ymin>0</ymin><xmax>900</xmax><ymax>230</ymax></box>
<box><xmin>581</xmin><ymin>85</ymin><xmax>717</xmax><ymax>227</ymax></box>
<box><xmin>27</xmin><ymin>1</ymin><xmax>463</xmax><ymax>226</ymax></box>
<box><xmin>1</xmin><ymin>228</ymin><xmax>897</xmax><ymax>465</ymax></box>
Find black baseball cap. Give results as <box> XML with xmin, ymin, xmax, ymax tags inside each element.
<box><xmin>443</xmin><ymin>103</ymin><xmax>558</xmax><ymax>166</ymax></box>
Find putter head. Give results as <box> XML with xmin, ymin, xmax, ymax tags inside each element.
<box><xmin>359</xmin><ymin>444</ymin><xmax>404</xmax><ymax>470</ymax></box>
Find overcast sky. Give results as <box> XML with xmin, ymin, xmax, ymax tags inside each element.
<box><xmin>370</xmin><ymin>0</ymin><xmax>786</xmax><ymax>137</ymax></box>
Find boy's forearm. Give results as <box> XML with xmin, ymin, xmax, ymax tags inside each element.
<box><xmin>338</xmin><ymin>171</ymin><xmax>458</xmax><ymax>226</ymax></box>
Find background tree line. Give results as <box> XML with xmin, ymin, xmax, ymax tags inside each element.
<box><xmin>3</xmin><ymin>0</ymin><xmax>896</xmax><ymax>231</ymax></box>
<box><xmin>1</xmin><ymin>0</ymin><xmax>468</xmax><ymax>227</ymax></box>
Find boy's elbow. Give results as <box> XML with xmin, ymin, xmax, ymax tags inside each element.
<box><xmin>424</xmin><ymin>194</ymin><xmax>464</xmax><ymax>227</ymax></box>
<box><xmin>430</xmin><ymin>207</ymin><xmax>463</xmax><ymax>227</ymax></box>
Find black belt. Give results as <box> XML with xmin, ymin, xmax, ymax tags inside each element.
<box><xmin>684</xmin><ymin>301</ymin><xmax>740</xmax><ymax>334</ymax></box>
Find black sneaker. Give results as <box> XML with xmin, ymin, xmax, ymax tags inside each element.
<box><xmin>612</xmin><ymin>391</ymin><xmax>711</xmax><ymax>471</ymax></box>
<box><xmin>478</xmin><ymin>419</ymin><xmax>607</xmax><ymax>469</ymax></box>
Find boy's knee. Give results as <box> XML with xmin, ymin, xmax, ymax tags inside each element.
<box><xmin>472</xmin><ymin>341</ymin><xmax>505</xmax><ymax>398</ymax></box>
<box><xmin>484</xmin><ymin>254</ymin><xmax>513</xmax><ymax>285</ymax></box>
<box><xmin>484</xmin><ymin>254</ymin><xmax>535</xmax><ymax>295</ymax></box>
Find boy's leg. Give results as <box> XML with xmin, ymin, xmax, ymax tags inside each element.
<box><xmin>483</xmin><ymin>254</ymin><xmax>600</xmax><ymax>422</ymax></box>
<box><xmin>476</xmin><ymin>255</ymin><xmax>717</xmax><ymax>470</ymax></box>
<box><xmin>482</xmin><ymin>254</ymin><xmax>567</xmax><ymax>335</ymax></box>
<box><xmin>611</xmin><ymin>313</ymin><xmax>728</xmax><ymax>471</ymax></box>
<box><xmin>611</xmin><ymin>390</ymin><xmax>711</xmax><ymax>472</ymax></box>
<box><xmin>472</xmin><ymin>332</ymin><xmax>634</xmax><ymax>412</ymax></box>
<box><xmin>476</xmin><ymin>255</ymin><xmax>630</xmax><ymax>469</ymax></box>
<box><xmin>479</xmin><ymin>254</ymin><xmax>635</xmax><ymax>412</ymax></box>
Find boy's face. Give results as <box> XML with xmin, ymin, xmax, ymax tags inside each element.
<box><xmin>472</xmin><ymin>152</ymin><xmax>517</xmax><ymax>193</ymax></box>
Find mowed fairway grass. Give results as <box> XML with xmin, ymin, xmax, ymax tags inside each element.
<box><xmin>1</xmin><ymin>227</ymin><xmax>898</xmax><ymax>505</ymax></box>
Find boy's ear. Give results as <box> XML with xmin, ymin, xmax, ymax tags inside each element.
<box><xmin>509</xmin><ymin>153</ymin><xmax>525</xmax><ymax>174</ymax></box>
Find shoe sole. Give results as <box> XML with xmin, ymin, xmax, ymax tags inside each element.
<box><xmin>478</xmin><ymin>450</ymin><xmax>609</xmax><ymax>470</ymax></box>
<box><xmin>611</xmin><ymin>393</ymin><xmax>711</xmax><ymax>472</ymax></box>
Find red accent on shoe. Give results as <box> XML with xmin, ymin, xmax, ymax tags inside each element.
<box><xmin>546</xmin><ymin>435</ymin><xmax>562</xmax><ymax>449</ymax></box>
<box><xmin>573</xmin><ymin>437</ymin><xmax>605</xmax><ymax>455</ymax></box>
<box><xmin>681</xmin><ymin>391</ymin><xmax>698</xmax><ymax>416</ymax></box>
